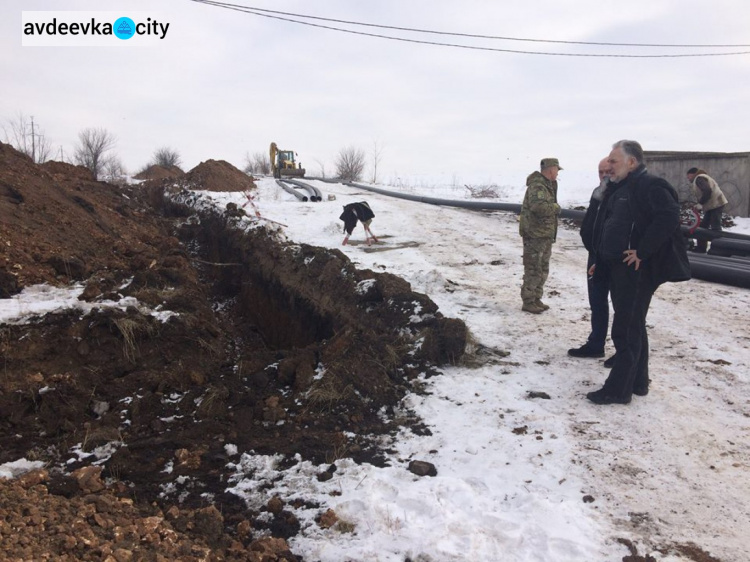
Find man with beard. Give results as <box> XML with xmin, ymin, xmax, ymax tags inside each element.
<box><xmin>586</xmin><ymin>140</ymin><xmax>690</xmax><ymax>405</ymax></box>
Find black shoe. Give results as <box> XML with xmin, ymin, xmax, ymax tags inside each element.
<box><xmin>603</xmin><ymin>354</ymin><xmax>616</xmax><ymax>368</ymax></box>
<box><xmin>633</xmin><ymin>387</ymin><xmax>649</xmax><ymax>396</ymax></box>
<box><xmin>568</xmin><ymin>344</ymin><xmax>605</xmax><ymax>358</ymax></box>
<box><xmin>586</xmin><ymin>389</ymin><xmax>631</xmax><ymax>405</ymax></box>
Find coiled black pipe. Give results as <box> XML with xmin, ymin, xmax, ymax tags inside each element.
<box><xmin>282</xmin><ymin>178</ymin><xmax>322</xmax><ymax>202</ymax></box>
<box><xmin>276</xmin><ymin>179</ymin><xmax>308</xmax><ymax>202</ymax></box>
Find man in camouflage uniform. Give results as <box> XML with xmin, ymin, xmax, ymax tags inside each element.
<box><xmin>519</xmin><ymin>158</ymin><xmax>562</xmax><ymax>314</ymax></box>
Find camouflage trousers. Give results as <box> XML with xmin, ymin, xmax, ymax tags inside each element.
<box><xmin>521</xmin><ymin>237</ymin><xmax>553</xmax><ymax>305</ymax></box>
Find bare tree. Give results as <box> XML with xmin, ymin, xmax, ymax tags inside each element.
<box><xmin>243</xmin><ymin>151</ymin><xmax>271</xmax><ymax>175</ymax></box>
<box><xmin>74</xmin><ymin>127</ymin><xmax>116</xmax><ymax>179</ymax></box>
<box><xmin>152</xmin><ymin>146</ymin><xmax>181</xmax><ymax>169</ymax></box>
<box><xmin>314</xmin><ymin>158</ymin><xmax>327</xmax><ymax>179</ymax></box>
<box><xmin>335</xmin><ymin>146</ymin><xmax>366</xmax><ymax>182</ymax></box>
<box><xmin>243</xmin><ymin>151</ymin><xmax>254</xmax><ymax>173</ymax></box>
<box><xmin>252</xmin><ymin>152</ymin><xmax>270</xmax><ymax>175</ymax></box>
<box><xmin>102</xmin><ymin>155</ymin><xmax>128</xmax><ymax>186</ymax></box>
<box><xmin>2</xmin><ymin>112</ymin><xmax>53</xmax><ymax>163</ymax></box>
<box><xmin>370</xmin><ymin>140</ymin><xmax>385</xmax><ymax>184</ymax></box>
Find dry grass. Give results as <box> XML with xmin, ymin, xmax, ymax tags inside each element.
<box><xmin>113</xmin><ymin>316</ymin><xmax>155</xmax><ymax>362</ymax></box>
<box><xmin>334</xmin><ymin>519</ymin><xmax>356</xmax><ymax>534</ymax></box>
<box><xmin>196</xmin><ymin>385</ymin><xmax>229</xmax><ymax>418</ymax></box>
<box><xmin>306</xmin><ymin>374</ymin><xmax>354</xmax><ymax>413</ymax></box>
<box><xmin>325</xmin><ymin>433</ymin><xmax>350</xmax><ymax>464</ymax></box>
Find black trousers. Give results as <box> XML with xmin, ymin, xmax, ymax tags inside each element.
<box><xmin>602</xmin><ymin>260</ymin><xmax>657</xmax><ymax>398</ymax></box>
<box><xmin>696</xmin><ymin>206</ymin><xmax>724</xmax><ymax>253</ymax></box>
<box><xmin>586</xmin><ymin>254</ymin><xmax>610</xmax><ymax>351</ymax></box>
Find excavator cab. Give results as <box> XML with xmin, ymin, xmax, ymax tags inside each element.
<box><xmin>278</xmin><ymin>150</ymin><xmax>296</xmax><ymax>170</ymax></box>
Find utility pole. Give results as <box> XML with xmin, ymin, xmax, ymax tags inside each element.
<box><xmin>30</xmin><ymin>115</ymin><xmax>36</xmax><ymax>163</ymax></box>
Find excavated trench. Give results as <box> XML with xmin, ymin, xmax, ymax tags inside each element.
<box><xmin>195</xmin><ymin>216</ymin><xmax>336</xmax><ymax>351</ymax></box>
<box><xmin>173</xmin><ymin>198</ymin><xmax>468</xmax><ymax>368</ymax></box>
<box><xmin>0</xmin><ymin>190</ymin><xmax>469</xmax><ymax>558</ymax></box>
<box><xmin>162</xmin><ymin>196</ymin><xmax>470</xmax><ymax>464</ymax></box>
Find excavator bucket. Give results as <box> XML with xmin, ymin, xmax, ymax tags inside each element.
<box><xmin>280</xmin><ymin>168</ymin><xmax>306</xmax><ymax>178</ymax></box>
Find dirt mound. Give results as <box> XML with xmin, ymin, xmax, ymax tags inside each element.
<box><xmin>182</xmin><ymin>159</ymin><xmax>256</xmax><ymax>192</ymax></box>
<box><xmin>0</xmin><ymin>142</ymin><xmax>174</xmax><ymax>296</ymax></box>
<box><xmin>41</xmin><ymin>160</ymin><xmax>95</xmax><ymax>181</ymax></box>
<box><xmin>134</xmin><ymin>164</ymin><xmax>185</xmax><ymax>181</ymax></box>
<box><xmin>0</xmin><ymin>141</ymin><xmax>468</xmax><ymax>560</ymax></box>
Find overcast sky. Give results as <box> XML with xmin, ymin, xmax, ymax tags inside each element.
<box><xmin>3</xmin><ymin>0</ymin><xmax>750</xmax><ymax>188</ymax></box>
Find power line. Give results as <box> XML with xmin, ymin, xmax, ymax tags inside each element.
<box><xmin>188</xmin><ymin>0</ymin><xmax>750</xmax><ymax>57</ymax></box>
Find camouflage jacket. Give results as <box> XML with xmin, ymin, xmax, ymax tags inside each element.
<box><xmin>519</xmin><ymin>171</ymin><xmax>561</xmax><ymax>239</ymax></box>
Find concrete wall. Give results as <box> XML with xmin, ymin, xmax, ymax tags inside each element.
<box><xmin>644</xmin><ymin>151</ymin><xmax>750</xmax><ymax>218</ymax></box>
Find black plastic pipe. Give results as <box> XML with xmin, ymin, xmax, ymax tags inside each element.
<box><xmin>276</xmin><ymin>179</ymin><xmax>308</xmax><ymax>202</ymax></box>
<box><xmin>707</xmin><ymin>237</ymin><xmax>750</xmax><ymax>258</ymax></box>
<box><xmin>282</xmin><ymin>178</ymin><xmax>322</xmax><ymax>202</ymax></box>
<box><xmin>688</xmin><ymin>253</ymin><xmax>750</xmax><ymax>288</ymax></box>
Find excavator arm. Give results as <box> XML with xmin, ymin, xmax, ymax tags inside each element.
<box><xmin>269</xmin><ymin>142</ymin><xmax>279</xmax><ymax>178</ymax></box>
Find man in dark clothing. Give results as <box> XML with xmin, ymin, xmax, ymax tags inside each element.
<box><xmin>340</xmin><ymin>201</ymin><xmax>377</xmax><ymax>246</ymax></box>
<box><xmin>569</xmin><ymin>157</ymin><xmax>614</xmax><ymax>363</ymax></box>
<box><xmin>586</xmin><ymin>140</ymin><xmax>690</xmax><ymax>405</ymax></box>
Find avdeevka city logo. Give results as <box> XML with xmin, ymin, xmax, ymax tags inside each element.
<box><xmin>21</xmin><ymin>12</ymin><xmax>170</xmax><ymax>46</ymax></box>
<box><xmin>113</xmin><ymin>17</ymin><xmax>135</xmax><ymax>40</ymax></box>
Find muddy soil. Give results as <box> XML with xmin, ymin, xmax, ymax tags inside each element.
<box><xmin>0</xmin><ymin>143</ymin><xmax>466</xmax><ymax>561</ymax></box>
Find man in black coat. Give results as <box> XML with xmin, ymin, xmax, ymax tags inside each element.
<box><xmin>586</xmin><ymin>140</ymin><xmax>690</xmax><ymax>405</ymax></box>
<box><xmin>568</xmin><ymin>157</ymin><xmax>613</xmax><ymax>362</ymax></box>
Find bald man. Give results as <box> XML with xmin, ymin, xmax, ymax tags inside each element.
<box><xmin>569</xmin><ymin>158</ymin><xmax>614</xmax><ymax>364</ymax></box>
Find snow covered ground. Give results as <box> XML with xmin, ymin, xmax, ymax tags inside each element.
<box><xmin>3</xmin><ymin>176</ymin><xmax>749</xmax><ymax>561</ymax></box>
<box><xmin>200</xmin><ymin>178</ymin><xmax>750</xmax><ymax>562</ymax></box>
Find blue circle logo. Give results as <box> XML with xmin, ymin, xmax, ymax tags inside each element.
<box><xmin>114</xmin><ymin>17</ymin><xmax>135</xmax><ymax>40</ymax></box>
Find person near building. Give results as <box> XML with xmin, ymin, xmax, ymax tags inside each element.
<box><xmin>586</xmin><ymin>140</ymin><xmax>690</xmax><ymax>405</ymax></box>
<box><xmin>568</xmin><ymin>157</ymin><xmax>615</xmax><ymax>366</ymax></box>
<box><xmin>519</xmin><ymin>158</ymin><xmax>562</xmax><ymax>314</ymax></box>
<box><xmin>686</xmin><ymin>167</ymin><xmax>728</xmax><ymax>253</ymax></box>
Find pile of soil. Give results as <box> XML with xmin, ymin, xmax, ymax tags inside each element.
<box><xmin>180</xmin><ymin>159</ymin><xmax>257</xmax><ymax>192</ymax></box>
<box><xmin>133</xmin><ymin>164</ymin><xmax>185</xmax><ymax>181</ymax></box>
<box><xmin>0</xmin><ymin>142</ymin><xmax>467</xmax><ymax>561</ymax></box>
<box><xmin>0</xmin><ymin>143</ymin><xmax>175</xmax><ymax>297</ymax></box>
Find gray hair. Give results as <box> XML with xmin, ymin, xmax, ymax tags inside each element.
<box><xmin>612</xmin><ymin>140</ymin><xmax>644</xmax><ymax>164</ymax></box>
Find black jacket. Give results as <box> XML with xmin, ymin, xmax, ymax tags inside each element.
<box><xmin>592</xmin><ymin>165</ymin><xmax>691</xmax><ymax>286</ymax></box>
<box><xmin>339</xmin><ymin>202</ymin><xmax>375</xmax><ymax>235</ymax></box>
<box><xmin>580</xmin><ymin>195</ymin><xmax>602</xmax><ymax>254</ymax></box>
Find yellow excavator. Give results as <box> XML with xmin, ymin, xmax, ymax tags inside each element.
<box><xmin>269</xmin><ymin>142</ymin><xmax>306</xmax><ymax>179</ymax></box>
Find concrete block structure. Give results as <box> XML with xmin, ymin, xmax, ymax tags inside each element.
<box><xmin>644</xmin><ymin>151</ymin><xmax>750</xmax><ymax>218</ymax></box>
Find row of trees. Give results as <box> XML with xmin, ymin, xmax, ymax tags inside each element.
<box><xmin>4</xmin><ymin>113</ymin><xmax>386</xmax><ymax>184</ymax></box>
<box><xmin>2</xmin><ymin>113</ymin><xmax>183</xmax><ymax>183</ymax></box>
